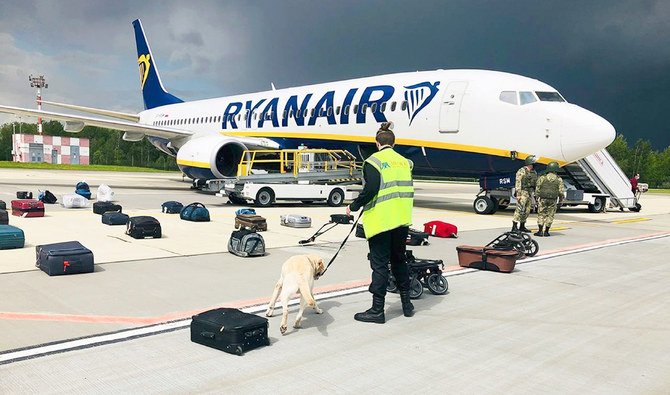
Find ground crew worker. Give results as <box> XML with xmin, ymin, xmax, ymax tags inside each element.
<box><xmin>346</xmin><ymin>122</ymin><xmax>414</xmax><ymax>324</ymax></box>
<box><xmin>535</xmin><ymin>161</ymin><xmax>565</xmax><ymax>237</ymax></box>
<box><xmin>512</xmin><ymin>155</ymin><xmax>538</xmax><ymax>233</ymax></box>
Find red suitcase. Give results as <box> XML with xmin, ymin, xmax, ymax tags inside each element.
<box><xmin>11</xmin><ymin>199</ymin><xmax>45</xmax><ymax>218</ymax></box>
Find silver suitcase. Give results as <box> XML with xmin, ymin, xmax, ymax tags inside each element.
<box><xmin>280</xmin><ymin>214</ymin><xmax>312</xmax><ymax>228</ymax></box>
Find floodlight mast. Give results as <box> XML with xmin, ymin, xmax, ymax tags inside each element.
<box><xmin>29</xmin><ymin>74</ymin><xmax>48</xmax><ymax>135</ymax></box>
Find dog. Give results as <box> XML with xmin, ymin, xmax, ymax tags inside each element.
<box><xmin>265</xmin><ymin>254</ymin><xmax>326</xmax><ymax>334</ymax></box>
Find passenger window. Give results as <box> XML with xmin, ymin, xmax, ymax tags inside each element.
<box><xmin>401</xmin><ymin>101</ymin><xmax>407</xmax><ymax>111</ymax></box>
<box><xmin>390</xmin><ymin>101</ymin><xmax>397</xmax><ymax>111</ymax></box>
<box><xmin>336</xmin><ymin>106</ymin><xmax>341</xmax><ymax>115</ymax></box>
<box><xmin>353</xmin><ymin>104</ymin><xmax>359</xmax><ymax>114</ymax></box>
<box><xmin>327</xmin><ymin>107</ymin><xmax>333</xmax><ymax>116</ymax></box>
<box><xmin>311</xmin><ymin>109</ymin><xmax>315</xmax><ymax>117</ymax></box>
<box><xmin>319</xmin><ymin>108</ymin><xmax>325</xmax><ymax>116</ymax></box>
<box><xmin>519</xmin><ymin>91</ymin><xmax>536</xmax><ymax>105</ymax></box>
<box><xmin>253</xmin><ymin>113</ymin><xmax>257</xmax><ymax>120</ymax></box>
<box><xmin>381</xmin><ymin>102</ymin><xmax>386</xmax><ymax>112</ymax></box>
<box><xmin>370</xmin><ymin>103</ymin><xmax>377</xmax><ymax>113</ymax></box>
<box><xmin>499</xmin><ymin>91</ymin><xmax>518</xmax><ymax>105</ymax></box>
<box><xmin>344</xmin><ymin>105</ymin><xmax>350</xmax><ymax>114</ymax></box>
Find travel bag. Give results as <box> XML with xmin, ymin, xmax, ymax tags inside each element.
<box><xmin>11</xmin><ymin>199</ymin><xmax>45</xmax><ymax>217</ymax></box>
<box><xmin>456</xmin><ymin>245</ymin><xmax>518</xmax><ymax>273</ymax></box>
<box><xmin>407</xmin><ymin>228</ymin><xmax>430</xmax><ymax>246</ymax></box>
<box><xmin>0</xmin><ymin>209</ymin><xmax>8</xmax><ymax>225</ymax></box>
<box><xmin>0</xmin><ymin>200</ymin><xmax>6</xmax><ymax>210</ymax></box>
<box><xmin>161</xmin><ymin>201</ymin><xmax>183</xmax><ymax>214</ymax></box>
<box><xmin>75</xmin><ymin>181</ymin><xmax>92</xmax><ymax>200</ymax></box>
<box><xmin>280</xmin><ymin>214</ymin><xmax>312</xmax><ymax>228</ymax></box>
<box><xmin>423</xmin><ymin>221</ymin><xmax>458</xmax><ymax>238</ymax></box>
<box><xmin>61</xmin><ymin>194</ymin><xmax>89</xmax><ymax>208</ymax></box>
<box><xmin>234</xmin><ymin>214</ymin><xmax>267</xmax><ymax>232</ymax></box>
<box><xmin>191</xmin><ymin>308</ymin><xmax>270</xmax><ymax>356</ymax></box>
<box><xmin>96</xmin><ymin>184</ymin><xmax>115</xmax><ymax>202</ymax></box>
<box><xmin>35</xmin><ymin>241</ymin><xmax>94</xmax><ymax>276</ymax></box>
<box><xmin>93</xmin><ymin>201</ymin><xmax>122</xmax><ymax>215</ymax></box>
<box><xmin>235</xmin><ymin>208</ymin><xmax>256</xmax><ymax>216</ymax></box>
<box><xmin>102</xmin><ymin>212</ymin><xmax>129</xmax><ymax>225</ymax></box>
<box><xmin>180</xmin><ymin>202</ymin><xmax>210</xmax><ymax>222</ymax></box>
<box><xmin>38</xmin><ymin>190</ymin><xmax>58</xmax><ymax>204</ymax></box>
<box><xmin>126</xmin><ymin>216</ymin><xmax>162</xmax><ymax>239</ymax></box>
<box><xmin>16</xmin><ymin>191</ymin><xmax>33</xmax><ymax>199</ymax></box>
<box><xmin>0</xmin><ymin>225</ymin><xmax>25</xmax><ymax>250</ymax></box>
<box><xmin>228</xmin><ymin>229</ymin><xmax>265</xmax><ymax>257</ymax></box>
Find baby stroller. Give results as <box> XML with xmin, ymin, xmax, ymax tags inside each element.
<box><xmin>387</xmin><ymin>250</ymin><xmax>448</xmax><ymax>299</ymax></box>
<box><xmin>486</xmin><ymin>231</ymin><xmax>539</xmax><ymax>259</ymax></box>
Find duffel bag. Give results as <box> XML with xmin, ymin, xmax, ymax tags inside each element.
<box><xmin>407</xmin><ymin>228</ymin><xmax>430</xmax><ymax>246</ymax></box>
<box><xmin>126</xmin><ymin>216</ymin><xmax>162</xmax><ymax>239</ymax></box>
<box><xmin>38</xmin><ymin>190</ymin><xmax>58</xmax><ymax>204</ymax></box>
<box><xmin>93</xmin><ymin>201</ymin><xmax>122</xmax><ymax>215</ymax></box>
<box><xmin>102</xmin><ymin>212</ymin><xmax>129</xmax><ymax>225</ymax></box>
<box><xmin>235</xmin><ymin>208</ymin><xmax>256</xmax><ymax>216</ymax></box>
<box><xmin>16</xmin><ymin>191</ymin><xmax>33</xmax><ymax>199</ymax></box>
<box><xmin>161</xmin><ymin>201</ymin><xmax>183</xmax><ymax>214</ymax></box>
<box><xmin>423</xmin><ymin>221</ymin><xmax>458</xmax><ymax>238</ymax></box>
<box><xmin>180</xmin><ymin>202</ymin><xmax>210</xmax><ymax>222</ymax></box>
<box><xmin>228</xmin><ymin>229</ymin><xmax>265</xmax><ymax>257</ymax></box>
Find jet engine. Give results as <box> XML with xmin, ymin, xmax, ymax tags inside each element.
<box><xmin>61</xmin><ymin>121</ymin><xmax>85</xmax><ymax>133</ymax></box>
<box><xmin>176</xmin><ymin>134</ymin><xmax>248</xmax><ymax>179</ymax></box>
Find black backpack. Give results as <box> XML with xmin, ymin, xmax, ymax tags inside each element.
<box><xmin>228</xmin><ymin>229</ymin><xmax>265</xmax><ymax>257</ymax></box>
<box><xmin>39</xmin><ymin>190</ymin><xmax>58</xmax><ymax>204</ymax></box>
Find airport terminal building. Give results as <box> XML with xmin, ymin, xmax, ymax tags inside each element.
<box><xmin>12</xmin><ymin>133</ymin><xmax>89</xmax><ymax>165</ymax></box>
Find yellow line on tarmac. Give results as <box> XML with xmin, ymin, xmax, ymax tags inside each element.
<box><xmin>611</xmin><ymin>217</ymin><xmax>651</xmax><ymax>224</ymax></box>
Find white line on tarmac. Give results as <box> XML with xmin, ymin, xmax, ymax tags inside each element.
<box><xmin>2</xmin><ymin>231</ymin><xmax>668</xmax><ymax>365</ymax></box>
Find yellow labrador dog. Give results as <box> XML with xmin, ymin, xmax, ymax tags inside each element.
<box><xmin>265</xmin><ymin>254</ymin><xmax>326</xmax><ymax>334</ymax></box>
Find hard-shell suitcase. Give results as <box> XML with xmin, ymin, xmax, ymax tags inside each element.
<box><xmin>280</xmin><ymin>214</ymin><xmax>312</xmax><ymax>228</ymax></box>
<box><xmin>0</xmin><ymin>225</ymin><xmax>25</xmax><ymax>250</ymax></box>
<box><xmin>93</xmin><ymin>201</ymin><xmax>122</xmax><ymax>215</ymax></box>
<box><xmin>36</xmin><ymin>241</ymin><xmax>94</xmax><ymax>276</ymax></box>
<box><xmin>191</xmin><ymin>308</ymin><xmax>270</xmax><ymax>355</ymax></box>
<box><xmin>11</xmin><ymin>199</ymin><xmax>45</xmax><ymax>217</ymax></box>
<box><xmin>126</xmin><ymin>216</ymin><xmax>162</xmax><ymax>239</ymax></box>
<box><xmin>456</xmin><ymin>245</ymin><xmax>518</xmax><ymax>273</ymax></box>
<box><xmin>61</xmin><ymin>194</ymin><xmax>89</xmax><ymax>208</ymax></box>
<box><xmin>234</xmin><ymin>214</ymin><xmax>267</xmax><ymax>232</ymax></box>
<box><xmin>161</xmin><ymin>201</ymin><xmax>183</xmax><ymax>214</ymax></box>
<box><xmin>0</xmin><ymin>200</ymin><xmax>6</xmax><ymax>210</ymax></box>
<box><xmin>16</xmin><ymin>191</ymin><xmax>33</xmax><ymax>199</ymax></box>
<box><xmin>102</xmin><ymin>212</ymin><xmax>129</xmax><ymax>225</ymax></box>
<box><xmin>0</xmin><ymin>209</ymin><xmax>8</xmax><ymax>225</ymax></box>
<box><xmin>228</xmin><ymin>229</ymin><xmax>265</xmax><ymax>257</ymax></box>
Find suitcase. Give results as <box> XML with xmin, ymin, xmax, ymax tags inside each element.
<box><xmin>228</xmin><ymin>229</ymin><xmax>265</xmax><ymax>257</ymax></box>
<box><xmin>456</xmin><ymin>245</ymin><xmax>518</xmax><ymax>273</ymax></box>
<box><xmin>280</xmin><ymin>214</ymin><xmax>312</xmax><ymax>228</ymax></box>
<box><xmin>93</xmin><ymin>201</ymin><xmax>122</xmax><ymax>215</ymax></box>
<box><xmin>96</xmin><ymin>184</ymin><xmax>115</xmax><ymax>202</ymax></box>
<box><xmin>407</xmin><ymin>228</ymin><xmax>430</xmax><ymax>246</ymax></box>
<box><xmin>235</xmin><ymin>214</ymin><xmax>267</xmax><ymax>232</ymax></box>
<box><xmin>16</xmin><ymin>191</ymin><xmax>33</xmax><ymax>199</ymax></box>
<box><xmin>424</xmin><ymin>221</ymin><xmax>458</xmax><ymax>238</ymax></box>
<box><xmin>102</xmin><ymin>212</ymin><xmax>129</xmax><ymax>225</ymax></box>
<box><xmin>161</xmin><ymin>201</ymin><xmax>183</xmax><ymax>214</ymax></box>
<box><xmin>126</xmin><ymin>216</ymin><xmax>161</xmax><ymax>239</ymax></box>
<box><xmin>36</xmin><ymin>241</ymin><xmax>94</xmax><ymax>276</ymax></box>
<box><xmin>11</xmin><ymin>199</ymin><xmax>45</xmax><ymax>217</ymax></box>
<box><xmin>0</xmin><ymin>225</ymin><xmax>25</xmax><ymax>250</ymax></box>
<box><xmin>0</xmin><ymin>209</ymin><xmax>8</xmax><ymax>225</ymax></box>
<box><xmin>191</xmin><ymin>308</ymin><xmax>270</xmax><ymax>355</ymax></box>
<box><xmin>38</xmin><ymin>190</ymin><xmax>58</xmax><ymax>204</ymax></box>
<box><xmin>0</xmin><ymin>200</ymin><xmax>6</xmax><ymax>210</ymax></box>
<box><xmin>61</xmin><ymin>194</ymin><xmax>89</xmax><ymax>208</ymax></box>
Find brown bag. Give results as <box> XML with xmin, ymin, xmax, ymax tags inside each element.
<box><xmin>234</xmin><ymin>214</ymin><xmax>267</xmax><ymax>232</ymax></box>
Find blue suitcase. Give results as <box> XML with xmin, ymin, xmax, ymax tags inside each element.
<box><xmin>0</xmin><ymin>225</ymin><xmax>25</xmax><ymax>250</ymax></box>
<box><xmin>102</xmin><ymin>212</ymin><xmax>129</xmax><ymax>225</ymax></box>
<box><xmin>0</xmin><ymin>209</ymin><xmax>8</xmax><ymax>225</ymax></box>
<box><xmin>36</xmin><ymin>241</ymin><xmax>94</xmax><ymax>276</ymax></box>
<box><xmin>161</xmin><ymin>201</ymin><xmax>183</xmax><ymax>214</ymax></box>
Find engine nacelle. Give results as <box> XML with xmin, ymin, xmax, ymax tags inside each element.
<box><xmin>176</xmin><ymin>135</ymin><xmax>247</xmax><ymax>179</ymax></box>
<box><xmin>61</xmin><ymin>121</ymin><xmax>85</xmax><ymax>133</ymax></box>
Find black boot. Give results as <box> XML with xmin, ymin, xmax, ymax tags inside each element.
<box><xmin>354</xmin><ymin>295</ymin><xmax>385</xmax><ymax>324</ymax></box>
<box><xmin>399</xmin><ymin>290</ymin><xmax>414</xmax><ymax>317</ymax></box>
<box><xmin>534</xmin><ymin>225</ymin><xmax>544</xmax><ymax>237</ymax></box>
<box><xmin>519</xmin><ymin>222</ymin><xmax>531</xmax><ymax>233</ymax></box>
<box><xmin>543</xmin><ymin>226</ymin><xmax>551</xmax><ymax>237</ymax></box>
<box><xmin>511</xmin><ymin>221</ymin><xmax>519</xmax><ymax>232</ymax></box>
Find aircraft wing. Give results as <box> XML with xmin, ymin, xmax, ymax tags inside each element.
<box><xmin>38</xmin><ymin>100</ymin><xmax>140</xmax><ymax>122</ymax></box>
<box><xmin>0</xmin><ymin>104</ymin><xmax>192</xmax><ymax>139</ymax></box>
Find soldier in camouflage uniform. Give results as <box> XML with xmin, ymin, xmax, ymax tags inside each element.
<box><xmin>535</xmin><ymin>162</ymin><xmax>565</xmax><ymax>237</ymax></box>
<box><xmin>512</xmin><ymin>155</ymin><xmax>538</xmax><ymax>233</ymax></box>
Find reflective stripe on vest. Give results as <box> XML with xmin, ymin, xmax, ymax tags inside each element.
<box><xmin>362</xmin><ymin>149</ymin><xmax>414</xmax><ymax>239</ymax></box>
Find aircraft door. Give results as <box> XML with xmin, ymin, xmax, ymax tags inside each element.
<box><xmin>439</xmin><ymin>81</ymin><xmax>468</xmax><ymax>133</ymax></box>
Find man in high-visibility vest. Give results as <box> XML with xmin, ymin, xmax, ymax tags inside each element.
<box><xmin>346</xmin><ymin>122</ymin><xmax>415</xmax><ymax>324</ymax></box>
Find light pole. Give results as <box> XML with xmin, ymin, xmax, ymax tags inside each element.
<box><xmin>29</xmin><ymin>74</ymin><xmax>48</xmax><ymax>135</ymax></box>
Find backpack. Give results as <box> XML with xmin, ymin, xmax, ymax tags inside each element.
<box><xmin>228</xmin><ymin>229</ymin><xmax>265</xmax><ymax>257</ymax></box>
<box><xmin>537</xmin><ymin>176</ymin><xmax>561</xmax><ymax>199</ymax></box>
<box><xmin>180</xmin><ymin>202</ymin><xmax>210</xmax><ymax>222</ymax></box>
<box><xmin>161</xmin><ymin>201</ymin><xmax>184</xmax><ymax>214</ymax></box>
<box><xmin>423</xmin><ymin>221</ymin><xmax>458</xmax><ymax>238</ymax></box>
<box><xmin>235</xmin><ymin>208</ymin><xmax>256</xmax><ymax>216</ymax></box>
<box><xmin>38</xmin><ymin>190</ymin><xmax>58</xmax><ymax>204</ymax></box>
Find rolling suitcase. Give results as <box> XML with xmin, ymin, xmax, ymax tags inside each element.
<box><xmin>456</xmin><ymin>245</ymin><xmax>518</xmax><ymax>273</ymax></box>
<box><xmin>38</xmin><ymin>190</ymin><xmax>58</xmax><ymax>204</ymax></box>
<box><xmin>0</xmin><ymin>209</ymin><xmax>8</xmax><ymax>225</ymax></box>
<box><xmin>61</xmin><ymin>194</ymin><xmax>89</xmax><ymax>208</ymax></box>
<box><xmin>16</xmin><ymin>191</ymin><xmax>33</xmax><ymax>199</ymax></box>
<box><xmin>191</xmin><ymin>308</ymin><xmax>270</xmax><ymax>356</ymax></box>
<box><xmin>0</xmin><ymin>225</ymin><xmax>25</xmax><ymax>250</ymax></box>
<box><xmin>102</xmin><ymin>212</ymin><xmax>129</xmax><ymax>225</ymax></box>
<box><xmin>161</xmin><ymin>201</ymin><xmax>183</xmax><ymax>214</ymax></box>
<box><xmin>126</xmin><ymin>216</ymin><xmax>162</xmax><ymax>239</ymax></box>
<box><xmin>36</xmin><ymin>241</ymin><xmax>94</xmax><ymax>276</ymax></box>
<box><xmin>280</xmin><ymin>214</ymin><xmax>312</xmax><ymax>228</ymax></box>
<box><xmin>234</xmin><ymin>214</ymin><xmax>267</xmax><ymax>232</ymax></box>
<box><xmin>93</xmin><ymin>201</ymin><xmax>122</xmax><ymax>215</ymax></box>
<box><xmin>11</xmin><ymin>199</ymin><xmax>45</xmax><ymax>217</ymax></box>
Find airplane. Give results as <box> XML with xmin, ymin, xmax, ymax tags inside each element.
<box><xmin>0</xmin><ymin>19</ymin><xmax>615</xmax><ymax>185</ymax></box>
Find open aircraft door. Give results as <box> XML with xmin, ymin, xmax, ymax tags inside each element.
<box><xmin>438</xmin><ymin>81</ymin><xmax>468</xmax><ymax>133</ymax></box>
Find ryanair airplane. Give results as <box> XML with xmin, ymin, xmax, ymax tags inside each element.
<box><xmin>0</xmin><ymin>19</ymin><xmax>615</xmax><ymax>181</ymax></box>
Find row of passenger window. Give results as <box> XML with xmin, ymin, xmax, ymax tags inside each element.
<box><xmin>153</xmin><ymin>100</ymin><xmax>410</xmax><ymax>127</ymax></box>
<box><xmin>499</xmin><ymin>91</ymin><xmax>565</xmax><ymax>106</ymax></box>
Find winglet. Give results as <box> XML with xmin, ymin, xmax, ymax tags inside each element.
<box><xmin>132</xmin><ymin>19</ymin><xmax>183</xmax><ymax>110</ymax></box>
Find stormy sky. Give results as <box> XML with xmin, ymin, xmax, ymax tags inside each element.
<box><xmin>0</xmin><ymin>0</ymin><xmax>668</xmax><ymax>149</ymax></box>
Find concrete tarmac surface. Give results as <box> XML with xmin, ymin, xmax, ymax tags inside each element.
<box><xmin>1</xmin><ymin>168</ymin><xmax>669</xmax><ymax>393</ymax></box>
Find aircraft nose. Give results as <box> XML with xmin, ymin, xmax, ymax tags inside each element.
<box><xmin>560</xmin><ymin>105</ymin><xmax>616</xmax><ymax>163</ymax></box>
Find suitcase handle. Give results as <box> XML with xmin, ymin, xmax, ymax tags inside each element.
<box><xmin>200</xmin><ymin>331</ymin><xmax>216</xmax><ymax>339</ymax></box>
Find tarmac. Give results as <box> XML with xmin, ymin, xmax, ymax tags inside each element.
<box><xmin>1</xmin><ymin>168</ymin><xmax>669</xmax><ymax>393</ymax></box>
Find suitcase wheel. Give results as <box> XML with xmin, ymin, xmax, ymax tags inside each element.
<box><xmin>235</xmin><ymin>346</ymin><xmax>243</xmax><ymax>356</ymax></box>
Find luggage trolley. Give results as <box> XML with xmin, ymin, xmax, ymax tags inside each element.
<box><xmin>387</xmin><ymin>250</ymin><xmax>448</xmax><ymax>299</ymax></box>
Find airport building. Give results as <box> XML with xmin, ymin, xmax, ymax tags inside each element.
<box><xmin>12</xmin><ymin>133</ymin><xmax>90</xmax><ymax>165</ymax></box>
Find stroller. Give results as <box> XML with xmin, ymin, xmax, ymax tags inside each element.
<box><xmin>299</xmin><ymin>214</ymin><xmax>354</xmax><ymax>244</ymax></box>
<box><xmin>486</xmin><ymin>231</ymin><xmax>539</xmax><ymax>259</ymax></box>
<box><xmin>387</xmin><ymin>250</ymin><xmax>448</xmax><ymax>299</ymax></box>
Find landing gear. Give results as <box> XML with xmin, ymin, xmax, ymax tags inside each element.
<box><xmin>473</xmin><ymin>196</ymin><xmax>498</xmax><ymax>215</ymax></box>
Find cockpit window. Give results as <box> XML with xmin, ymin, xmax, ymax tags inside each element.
<box><xmin>499</xmin><ymin>91</ymin><xmax>518</xmax><ymax>105</ymax></box>
<box><xmin>519</xmin><ymin>91</ymin><xmax>537</xmax><ymax>105</ymax></box>
<box><xmin>536</xmin><ymin>91</ymin><xmax>565</xmax><ymax>102</ymax></box>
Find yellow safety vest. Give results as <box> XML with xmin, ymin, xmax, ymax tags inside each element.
<box><xmin>362</xmin><ymin>148</ymin><xmax>414</xmax><ymax>239</ymax></box>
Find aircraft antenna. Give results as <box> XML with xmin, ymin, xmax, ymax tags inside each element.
<box><xmin>271</xmin><ymin>82</ymin><xmax>277</xmax><ymax>91</ymax></box>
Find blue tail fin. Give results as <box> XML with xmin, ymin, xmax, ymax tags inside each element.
<box><xmin>132</xmin><ymin>19</ymin><xmax>183</xmax><ymax>110</ymax></box>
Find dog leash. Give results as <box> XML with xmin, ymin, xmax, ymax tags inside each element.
<box><xmin>318</xmin><ymin>211</ymin><xmax>363</xmax><ymax>278</ymax></box>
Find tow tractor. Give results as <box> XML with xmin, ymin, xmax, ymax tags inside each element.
<box><xmin>200</xmin><ymin>148</ymin><xmax>362</xmax><ymax>207</ymax></box>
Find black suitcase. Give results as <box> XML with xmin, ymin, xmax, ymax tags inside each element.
<box><xmin>93</xmin><ymin>201</ymin><xmax>122</xmax><ymax>215</ymax></box>
<box><xmin>161</xmin><ymin>201</ymin><xmax>183</xmax><ymax>214</ymax></box>
<box><xmin>126</xmin><ymin>216</ymin><xmax>161</xmax><ymax>239</ymax></box>
<box><xmin>36</xmin><ymin>241</ymin><xmax>94</xmax><ymax>276</ymax></box>
<box><xmin>407</xmin><ymin>228</ymin><xmax>430</xmax><ymax>246</ymax></box>
<box><xmin>102</xmin><ymin>212</ymin><xmax>129</xmax><ymax>225</ymax></box>
<box><xmin>17</xmin><ymin>191</ymin><xmax>33</xmax><ymax>199</ymax></box>
<box><xmin>191</xmin><ymin>308</ymin><xmax>270</xmax><ymax>356</ymax></box>
<box><xmin>0</xmin><ymin>209</ymin><xmax>8</xmax><ymax>225</ymax></box>
<box><xmin>0</xmin><ymin>200</ymin><xmax>6</xmax><ymax>210</ymax></box>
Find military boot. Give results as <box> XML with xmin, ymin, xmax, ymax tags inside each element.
<box><xmin>511</xmin><ymin>222</ymin><xmax>519</xmax><ymax>232</ymax></box>
<box><xmin>543</xmin><ymin>226</ymin><xmax>551</xmax><ymax>237</ymax></box>
<box><xmin>519</xmin><ymin>222</ymin><xmax>531</xmax><ymax>233</ymax></box>
<box><xmin>399</xmin><ymin>290</ymin><xmax>414</xmax><ymax>317</ymax></box>
<box><xmin>534</xmin><ymin>225</ymin><xmax>544</xmax><ymax>237</ymax></box>
<box><xmin>354</xmin><ymin>295</ymin><xmax>385</xmax><ymax>324</ymax></box>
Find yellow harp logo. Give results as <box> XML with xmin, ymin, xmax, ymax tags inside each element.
<box><xmin>138</xmin><ymin>54</ymin><xmax>151</xmax><ymax>90</ymax></box>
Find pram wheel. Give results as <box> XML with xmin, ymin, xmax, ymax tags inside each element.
<box><xmin>524</xmin><ymin>239</ymin><xmax>539</xmax><ymax>257</ymax></box>
<box><xmin>427</xmin><ymin>273</ymin><xmax>448</xmax><ymax>295</ymax></box>
<box><xmin>409</xmin><ymin>277</ymin><xmax>423</xmax><ymax>299</ymax></box>
<box><xmin>387</xmin><ymin>275</ymin><xmax>398</xmax><ymax>293</ymax></box>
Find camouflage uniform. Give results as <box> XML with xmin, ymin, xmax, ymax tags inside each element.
<box><xmin>513</xmin><ymin>166</ymin><xmax>537</xmax><ymax>223</ymax></box>
<box><xmin>535</xmin><ymin>172</ymin><xmax>565</xmax><ymax>229</ymax></box>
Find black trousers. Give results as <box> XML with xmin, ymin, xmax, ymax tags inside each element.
<box><xmin>368</xmin><ymin>226</ymin><xmax>410</xmax><ymax>298</ymax></box>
